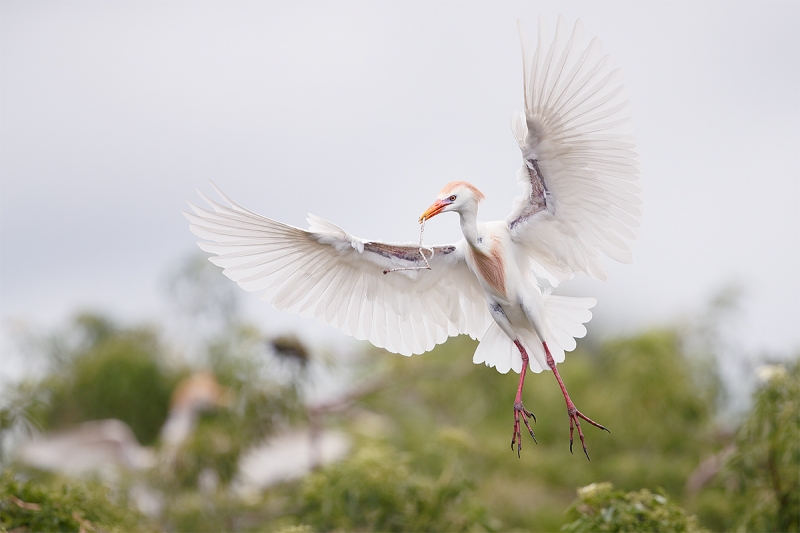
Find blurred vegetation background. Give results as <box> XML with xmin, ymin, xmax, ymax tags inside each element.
<box><xmin>0</xmin><ymin>258</ymin><xmax>797</xmax><ymax>532</ymax></box>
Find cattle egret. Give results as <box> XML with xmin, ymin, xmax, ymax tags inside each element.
<box><xmin>184</xmin><ymin>16</ymin><xmax>639</xmax><ymax>459</ymax></box>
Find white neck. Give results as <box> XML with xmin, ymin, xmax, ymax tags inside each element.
<box><xmin>458</xmin><ymin>208</ymin><xmax>479</xmax><ymax>248</ymax></box>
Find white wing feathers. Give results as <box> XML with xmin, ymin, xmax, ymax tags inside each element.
<box><xmin>183</xmin><ymin>184</ymin><xmax>491</xmax><ymax>356</ymax></box>
<box><xmin>508</xmin><ymin>16</ymin><xmax>641</xmax><ymax>283</ymax></box>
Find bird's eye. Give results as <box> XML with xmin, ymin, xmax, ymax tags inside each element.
<box><xmin>448</xmin><ymin>195</ymin><xmax>457</xmax><ymax>202</ymax></box>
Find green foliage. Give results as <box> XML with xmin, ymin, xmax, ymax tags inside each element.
<box><xmin>4</xmin><ymin>308</ymin><xmax>309</xmax><ymax>532</ymax></box>
<box><xmin>725</xmin><ymin>360</ymin><xmax>799</xmax><ymax>532</ymax></box>
<box><xmin>298</xmin><ymin>442</ymin><xmax>490</xmax><ymax>532</ymax></box>
<box><xmin>0</xmin><ymin>470</ymin><xmax>145</xmax><ymax>532</ymax></box>
<box><xmin>208</xmin><ymin>323</ymin><xmax>306</xmax><ymax>445</ymax></box>
<box><xmin>166</xmin><ymin>324</ymin><xmax>304</xmax><ymax>489</ymax></box>
<box><xmin>29</xmin><ymin>313</ymin><xmax>176</xmax><ymax>445</ymax></box>
<box><xmin>594</xmin><ymin>331</ymin><xmax>714</xmax><ymax>453</ymax></box>
<box><xmin>0</xmin><ymin>382</ymin><xmax>44</xmax><ymax>464</ymax></box>
<box><xmin>171</xmin><ymin>411</ymin><xmax>242</xmax><ymax>487</ymax></box>
<box><xmin>7</xmin><ymin>297</ymin><xmax>790</xmax><ymax>533</ymax></box>
<box><xmin>582</xmin><ymin>331</ymin><xmax>717</xmax><ymax>494</ymax></box>
<box><xmin>161</xmin><ymin>488</ymin><xmax>290</xmax><ymax>533</ymax></box>
<box><xmin>562</xmin><ymin>482</ymin><xmax>709</xmax><ymax>533</ymax></box>
<box><xmin>274</xmin><ymin>526</ymin><xmax>314</xmax><ymax>533</ymax></box>
<box><xmin>357</xmin><ymin>329</ymin><xmax>718</xmax><ymax>530</ymax></box>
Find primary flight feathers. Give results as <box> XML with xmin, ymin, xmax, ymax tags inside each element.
<box><xmin>508</xmin><ymin>16</ymin><xmax>641</xmax><ymax>284</ymax></box>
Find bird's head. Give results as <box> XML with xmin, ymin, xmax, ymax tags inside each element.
<box><xmin>419</xmin><ymin>181</ymin><xmax>485</xmax><ymax>223</ymax></box>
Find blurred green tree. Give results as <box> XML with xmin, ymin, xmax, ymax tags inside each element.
<box><xmin>29</xmin><ymin>313</ymin><xmax>177</xmax><ymax>446</ymax></box>
<box><xmin>0</xmin><ymin>470</ymin><xmax>145</xmax><ymax>532</ymax></box>
<box><xmin>562</xmin><ymin>482</ymin><xmax>708</xmax><ymax>533</ymax></box>
<box><xmin>357</xmin><ymin>328</ymin><xmax>719</xmax><ymax>531</ymax></box>
<box><xmin>166</xmin><ymin>323</ymin><xmax>305</xmax><ymax>489</ymax></box>
<box><xmin>5</xmin><ymin>270</ymin><xmax>786</xmax><ymax>533</ymax></box>
<box><xmin>0</xmin><ymin>382</ymin><xmax>43</xmax><ymax>464</ymax></box>
<box><xmin>299</xmin><ymin>442</ymin><xmax>491</xmax><ymax>532</ymax></box>
<box><xmin>726</xmin><ymin>360</ymin><xmax>799</xmax><ymax>532</ymax></box>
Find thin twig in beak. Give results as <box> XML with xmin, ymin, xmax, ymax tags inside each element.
<box><xmin>383</xmin><ymin>220</ymin><xmax>433</xmax><ymax>274</ymax></box>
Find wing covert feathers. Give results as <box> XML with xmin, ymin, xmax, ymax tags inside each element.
<box><xmin>508</xmin><ymin>16</ymin><xmax>641</xmax><ymax>283</ymax></box>
<box><xmin>184</xmin><ymin>185</ymin><xmax>491</xmax><ymax>356</ymax></box>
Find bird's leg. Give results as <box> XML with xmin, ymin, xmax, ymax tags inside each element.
<box><xmin>543</xmin><ymin>342</ymin><xmax>609</xmax><ymax>460</ymax></box>
<box><xmin>383</xmin><ymin>220</ymin><xmax>434</xmax><ymax>274</ymax></box>
<box><xmin>510</xmin><ymin>340</ymin><xmax>537</xmax><ymax>458</ymax></box>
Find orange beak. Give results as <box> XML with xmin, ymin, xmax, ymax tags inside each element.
<box><xmin>419</xmin><ymin>199</ymin><xmax>448</xmax><ymax>223</ymax></box>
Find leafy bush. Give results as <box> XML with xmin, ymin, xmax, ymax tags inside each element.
<box><xmin>580</xmin><ymin>330</ymin><xmax>719</xmax><ymax>494</ymax></box>
<box><xmin>28</xmin><ymin>313</ymin><xmax>177</xmax><ymax>446</ymax></box>
<box><xmin>562</xmin><ymin>482</ymin><xmax>708</xmax><ymax>533</ymax></box>
<box><xmin>0</xmin><ymin>470</ymin><xmax>145</xmax><ymax>532</ymax></box>
<box><xmin>161</xmin><ymin>488</ymin><xmax>288</xmax><ymax>533</ymax></box>
<box><xmin>299</xmin><ymin>443</ymin><xmax>490</xmax><ymax>532</ymax></box>
<box><xmin>166</xmin><ymin>324</ymin><xmax>304</xmax><ymax>489</ymax></box>
<box><xmin>356</xmin><ymin>330</ymin><xmax>719</xmax><ymax>530</ymax></box>
<box><xmin>8</xmin><ymin>297</ymin><xmax>788</xmax><ymax>533</ymax></box>
<box><xmin>594</xmin><ymin>331</ymin><xmax>714</xmax><ymax>454</ymax></box>
<box><xmin>725</xmin><ymin>360</ymin><xmax>799</xmax><ymax>532</ymax></box>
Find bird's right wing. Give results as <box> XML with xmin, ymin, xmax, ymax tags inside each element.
<box><xmin>183</xmin><ymin>184</ymin><xmax>492</xmax><ymax>356</ymax></box>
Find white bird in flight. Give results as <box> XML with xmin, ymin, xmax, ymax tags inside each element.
<box><xmin>184</xmin><ymin>16</ymin><xmax>640</xmax><ymax>459</ymax></box>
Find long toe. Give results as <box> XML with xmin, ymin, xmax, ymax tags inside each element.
<box><xmin>567</xmin><ymin>407</ymin><xmax>608</xmax><ymax>461</ymax></box>
<box><xmin>511</xmin><ymin>402</ymin><xmax>537</xmax><ymax>457</ymax></box>
<box><xmin>576</xmin><ymin>410</ymin><xmax>610</xmax><ymax>433</ymax></box>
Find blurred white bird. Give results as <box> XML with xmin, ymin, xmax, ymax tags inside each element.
<box><xmin>184</xmin><ymin>16</ymin><xmax>639</xmax><ymax>459</ymax></box>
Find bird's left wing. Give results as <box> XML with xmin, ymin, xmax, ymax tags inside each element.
<box><xmin>507</xmin><ymin>16</ymin><xmax>641</xmax><ymax>284</ymax></box>
<box><xmin>183</xmin><ymin>184</ymin><xmax>491</xmax><ymax>356</ymax></box>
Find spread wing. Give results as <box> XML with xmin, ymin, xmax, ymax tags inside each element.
<box><xmin>183</xmin><ymin>184</ymin><xmax>491</xmax><ymax>356</ymax></box>
<box><xmin>507</xmin><ymin>16</ymin><xmax>641</xmax><ymax>284</ymax></box>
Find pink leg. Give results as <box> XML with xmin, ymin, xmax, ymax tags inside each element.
<box><xmin>510</xmin><ymin>340</ymin><xmax>537</xmax><ymax>458</ymax></box>
<box><xmin>544</xmin><ymin>342</ymin><xmax>609</xmax><ymax>460</ymax></box>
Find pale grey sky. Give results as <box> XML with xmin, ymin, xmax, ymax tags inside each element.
<box><xmin>2</xmin><ymin>1</ymin><xmax>798</xmax><ymax>361</ymax></box>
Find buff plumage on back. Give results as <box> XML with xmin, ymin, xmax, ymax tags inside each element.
<box><xmin>508</xmin><ymin>16</ymin><xmax>641</xmax><ymax>284</ymax></box>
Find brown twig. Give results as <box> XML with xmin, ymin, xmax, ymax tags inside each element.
<box><xmin>9</xmin><ymin>495</ymin><xmax>41</xmax><ymax>511</ymax></box>
<box><xmin>383</xmin><ymin>220</ymin><xmax>433</xmax><ymax>274</ymax></box>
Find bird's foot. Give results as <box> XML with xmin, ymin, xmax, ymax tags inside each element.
<box><xmin>543</xmin><ymin>341</ymin><xmax>609</xmax><ymax>461</ymax></box>
<box><xmin>566</xmin><ymin>405</ymin><xmax>609</xmax><ymax>461</ymax></box>
<box><xmin>510</xmin><ymin>401</ymin><xmax>536</xmax><ymax>458</ymax></box>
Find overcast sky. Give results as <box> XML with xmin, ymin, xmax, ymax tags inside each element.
<box><xmin>1</xmin><ymin>1</ymin><xmax>798</xmax><ymax>363</ymax></box>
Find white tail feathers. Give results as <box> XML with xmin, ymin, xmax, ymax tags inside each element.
<box><xmin>472</xmin><ymin>294</ymin><xmax>595</xmax><ymax>374</ymax></box>
<box><xmin>473</xmin><ymin>325</ymin><xmax>545</xmax><ymax>374</ymax></box>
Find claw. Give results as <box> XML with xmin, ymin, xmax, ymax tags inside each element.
<box><xmin>565</xmin><ymin>406</ymin><xmax>606</xmax><ymax>461</ymax></box>
<box><xmin>568</xmin><ymin>413</ymin><xmax>575</xmax><ymax>454</ymax></box>
<box><xmin>511</xmin><ymin>401</ymin><xmax>537</xmax><ymax>458</ymax></box>
<box><xmin>522</xmin><ymin>411</ymin><xmax>537</xmax><ymax>444</ymax></box>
